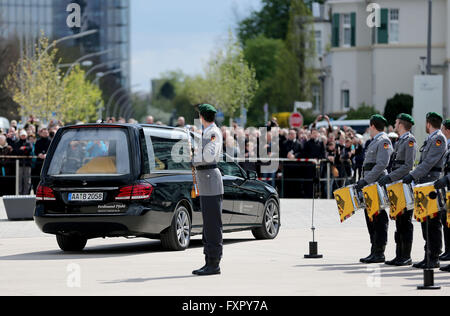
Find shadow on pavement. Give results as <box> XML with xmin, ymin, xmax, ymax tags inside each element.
<box><xmin>100</xmin><ymin>275</ymin><xmax>202</xmax><ymax>284</ymax></box>
<box><xmin>0</xmin><ymin>238</ymin><xmax>256</xmax><ymax>261</ymax></box>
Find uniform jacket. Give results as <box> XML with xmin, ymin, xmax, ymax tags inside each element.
<box><xmin>193</xmin><ymin>123</ymin><xmax>224</xmax><ymax>196</ymax></box>
<box><xmin>388</xmin><ymin>132</ymin><xmax>417</xmax><ymax>182</ymax></box>
<box><xmin>362</xmin><ymin>132</ymin><xmax>393</xmax><ymax>184</ymax></box>
<box><xmin>411</xmin><ymin>129</ymin><xmax>447</xmax><ymax>184</ymax></box>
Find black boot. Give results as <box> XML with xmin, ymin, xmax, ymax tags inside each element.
<box><xmin>439</xmin><ymin>264</ymin><xmax>450</xmax><ymax>272</ymax></box>
<box><xmin>365</xmin><ymin>245</ymin><xmax>386</xmax><ymax>264</ymax></box>
<box><xmin>360</xmin><ymin>244</ymin><xmax>375</xmax><ymax>263</ymax></box>
<box><xmin>194</xmin><ymin>258</ymin><xmax>221</xmax><ymax>276</ymax></box>
<box><xmin>192</xmin><ymin>256</ymin><xmax>208</xmax><ymax>275</ymax></box>
<box><xmin>413</xmin><ymin>255</ymin><xmax>440</xmax><ymax>269</ymax></box>
<box><xmin>385</xmin><ymin>243</ymin><xmax>401</xmax><ymax>266</ymax></box>
<box><xmin>439</xmin><ymin>249</ymin><xmax>450</xmax><ymax>261</ymax></box>
<box><xmin>395</xmin><ymin>242</ymin><xmax>412</xmax><ymax>266</ymax></box>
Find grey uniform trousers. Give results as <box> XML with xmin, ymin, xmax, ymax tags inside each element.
<box><xmin>200</xmin><ymin>195</ymin><xmax>223</xmax><ymax>259</ymax></box>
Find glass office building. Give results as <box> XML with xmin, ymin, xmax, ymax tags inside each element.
<box><xmin>0</xmin><ymin>0</ymin><xmax>130</xmax><ymax>89</ymax></box>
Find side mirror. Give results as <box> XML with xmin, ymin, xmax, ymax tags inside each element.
<box><xmin>247</xmin><ymin>170</ymin><xmax>257</xmax><ymax>180</ymax></box>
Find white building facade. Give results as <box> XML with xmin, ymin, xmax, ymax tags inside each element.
<box><xmin>317</xmin><ymin>0</ymin><xmax>450</xmax><ymax>116</ymax></box>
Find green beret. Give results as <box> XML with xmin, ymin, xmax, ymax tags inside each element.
<box><xmin>397</xmin><ymin>113</ymin><xmax>415</xmax><ymax>126</ymax></box>
<box><xmin>370</xmin><ymin>114</ymin><xmax>388</xmax><ymax>126</ymax></box>
<box><xmin>197</xmin><ymin>104</ymin><xmax>217</xmax><ymax>115</ymax></box>
<box><xmin>443</xmin><ymin>119</ymin><xmax>450</xmax><ymax>129</ymax></box>
<box><xmin>426</xmin><ymin>112</ymin><xmax>443</xmax><ymax>121</ymax></box>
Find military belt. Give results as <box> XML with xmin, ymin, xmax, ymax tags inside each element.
<box><xmin>363</xmin><ymin>163</ymin><xmax>376</xmax><ymax>172</ymax></box>
<box><xmin>196</xmin><ymin>164</ymin><xmax>218</xmax><ymax>171</ymax></box>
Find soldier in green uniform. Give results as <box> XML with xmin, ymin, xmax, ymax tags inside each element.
<box><xmin>378</xmin><ymin>114</ymin><xmax>417</xmax><ymax>266</ymax></box>
<box><xmin>192</xmin><ymin>104</ymin><xmax>224</xmax><ymax>276</ymax></box>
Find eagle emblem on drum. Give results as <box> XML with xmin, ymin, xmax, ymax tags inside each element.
<box><xmin>388</xmin><ymin>189</ymin><xmax>398</xmax><ymax>212</ymax></box>
<box><xmin>414</xmin><ymin>191</ymin><xmax>428</xmax><ymax>215</ymax></box>
<box><xmin>335</xmin><ymin>194</ymin><xmax>345</xmax><ymax>215</ymax></box>
<box><xmin>364</xmin><ymin>192</ymin><xmax>373</xmax><ymax>211</ymax></box>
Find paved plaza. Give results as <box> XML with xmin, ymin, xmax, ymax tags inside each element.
<box><xmin>0</xmin><ymin>198</ymin><xmax>449</xmax><ymax>296</ymax></box>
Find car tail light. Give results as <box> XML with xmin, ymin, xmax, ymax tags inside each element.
<box><xmin>36</xmin><ymin>185</ymin><xmax>56</xmax><ymax>201</ymax></box>
<box><xmin>115</xmin><ymin>183</ymin><xmax>153</xmax><ymax>201</ymax></box>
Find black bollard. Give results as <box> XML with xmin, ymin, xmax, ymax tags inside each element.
<box><xmin>304</xmin><ymin>176</ymin><xmax>323</xmax><ymax>259</ymax></box>
<box><xmin>417</xmin><ymin>269</ymin><xmax>440</xmax><ymax>290</ymax></box>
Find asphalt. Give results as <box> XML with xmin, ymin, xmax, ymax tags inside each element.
<box><xmin>1</xmin><ymin>198</ymin><xmax>450</xmax><ymax>296</ymax></box>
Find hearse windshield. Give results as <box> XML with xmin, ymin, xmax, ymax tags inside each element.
<box><xmin>47</xmin><ymin>128</ymin><xmax>131</xmax><ymax>177</ymax></box>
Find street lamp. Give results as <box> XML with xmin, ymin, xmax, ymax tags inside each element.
<box><xmin>38</xmin><ymin>29</ymin><xmax>98</xmax><ymax>62</ymax></box>
<box><xmin>84</xmin><ymin>60</ymin><xmax>122</xmax><ymax>79</ymax></box>
<box><xmin>63</xmin><ymin>48</ymin><xmax>113</xmax><ymax>80</ymax></box>
<box><xmin>105</xmin><ymin>84</ymin><xmax>140</xmax><ymax>118</ymax></box>
<box><xmin>92</xmin><ymin>68</ymin><xmax>122</xmax><ymax>86</ymax></box>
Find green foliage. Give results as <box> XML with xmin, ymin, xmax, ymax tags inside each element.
<box><xmin>384</xmin><ymin>93</ymin><xmax>414</xmax><ymax>126</ymax></box>
<box><xmin>237</xmin><ymin>0</ymin><xmax>292</xmax><ymax>45</ymax></box>
<box><xmin>346</xmin><ymin>104</ymin><xmax>379</xmax><ymax>120</ymax></box>
<box><xmin>285</xmin><ymin>0</ymin><xmax>317</xmax><ymax>102</ymax></box>
<box><xmin>3</xmin><ymin>35</ymin><xmax>102</xmax><ymax>124</ymax></box>
<box><xmin>184</xmin><ymin>31</ymin><xmax>259</xmax><ymax>120</ymax></box>
<box><xmin>62</xmin><ymin>65</ymin><xmax>102</xmax><ymax>123</ymax></box>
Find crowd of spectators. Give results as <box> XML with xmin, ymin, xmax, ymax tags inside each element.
<box><xmin>0</xmin><ymin>116</ymin><xmax>57</xmax><ymax>196</ymax></box>
<box><xmin>0</xmin><ymin>112</ymin><xmax>380</xmax><ymax>199</ymax></box>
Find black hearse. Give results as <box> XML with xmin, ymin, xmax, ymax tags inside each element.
<box><xmin>34</xmin><ymin>124</ymin><xmax>280</xmax><ymax>251</ymax></box>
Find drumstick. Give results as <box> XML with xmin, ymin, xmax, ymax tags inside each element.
<box><xmin>186</xmin><ymin>128</ymin><xmax>199</xmax><ymax>196</ymax></box>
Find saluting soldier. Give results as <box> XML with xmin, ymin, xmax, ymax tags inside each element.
<box><xmin>403</xmin><ymin>112</ymin><xmax>447</xmax><ymax>269</ymax></box>
<box><xmin>355</xmin><ymin>115</ymin><xmax>393</xmax><ymax>264</ymax></box>
<box><xmin>378</xmin><ymin>114</ymin><xmax>417</xmax><ymax>266</ymax></box>
<box><xmin>192</xmin><ymin>104</ymin><xmax>225</xmax><ymax>276</ymax></box>
<box><xmin>433</xmin><ymin>119</ymin><xmax>450</xmax><ymax>272</ymax></box>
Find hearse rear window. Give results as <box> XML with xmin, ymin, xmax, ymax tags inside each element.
<box><xmin>47</xmin><ymin>128</ymin><xmax>131</xmax><ymax>176</ymax></box>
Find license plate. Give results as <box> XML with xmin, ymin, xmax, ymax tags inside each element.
<box><xmin>68</xmin><ymin>192</ymin><xmax>104</xmax><ymax>201</ymax></box>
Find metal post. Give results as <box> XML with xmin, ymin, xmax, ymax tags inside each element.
<box><xmin>327</xmin><ymin>162</ymin><xmax>331</xmax><ymax>200</ymax></box>
<box><xmin>15</xmin><ymin>159</ymin><xmax>19</xmax><ymax>196</ymax></box>
<box><xmin>426</xmin><ymin>0</ymin><xmax>432</xmax><ymax>75</ymax></box>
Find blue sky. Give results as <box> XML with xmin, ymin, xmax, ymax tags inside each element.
<box><xmin>130</xmin><ymin>0</ymin><xmax>262</xmax><ymax>93</ymax></box>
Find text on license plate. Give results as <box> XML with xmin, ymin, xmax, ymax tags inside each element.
<box><xmin>69</xmin><ymin>192</ymin><xmax>104</xmax><ymax>201</ymax></box>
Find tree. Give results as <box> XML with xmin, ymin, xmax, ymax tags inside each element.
<box><xmin>237</xmin><ymin>0</ymin><xmax>292</xmax><ymax>45</ymax></box>
<box><xmin>61</xmin><ymin>65</ymin><xmax>102</xmax><ymax>123</ymax></box>
<box><xmin>184</xmin><ymin>31</ymin><xmax>259</xmax><ymax>122</ymax></box>
<box><xmin>0</xmin><ymin>36</ymin><xmax>20</xmax><ymax>119</ymax></box>
<box><xmin>285</xmin><ymin>0</ymin><xmax>317</xmax><ymax>102</ymax></box>
<box><xmin>3</xmin><ymin>35</ymin><xmax>103</xmax><ymax>124</ymax></box>
<box><xmin>4</xmin><ymin>36</ymin><xmax>63</xmax><ymax>122</ymax></box>
<box><xmin>384</xmin><ymin>94</ymin><xmax>413</xmax><ymax>126</ymax></box>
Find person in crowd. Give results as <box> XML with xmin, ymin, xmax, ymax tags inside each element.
<box><xmin>0</xmin><ymin>135</ymin><xmax>14</xmax><ymax>196</ymax></box>
<box><xmin>281</xmin><ymin>129</ymin><xmax>301</xmax><ymax>159</ymax></box>
<box><xmin>32</xmin><ymin>127</ymin><xmax>52</xmax><ymax>193</ymax></box>
<box><xmin>176</xmin><ymin>117</ymin><xmax>186</xmax><ymax>128</ymax></box>
<box><xmin>14</xmin><ymin>129</ymin><xmax>33</xmax><ymax>195</ymax></box>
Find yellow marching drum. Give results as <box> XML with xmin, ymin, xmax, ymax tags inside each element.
<box><xmin>385</xmin><ymin>181</ymin><xmax>414</xmax><ymax>220</ymax></box>
<box><xmin>333</xmin><ymin>185</ymin><xmax>364</xmax><ymax>223</ymax></box>
<box><xmin>362</xmin><ymin>183</ymin><xmax>389</xmax><ymax>221</ymax></box>
<box><xmin>413</xmin><ymin>183</ymin><xmax>439</xmax><ymax>222</ymax></box>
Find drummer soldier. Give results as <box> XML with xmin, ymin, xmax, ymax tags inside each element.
<box><xmin>403</xmin><ymin>112</ymin><xmax>447</xmax><ymax>269</ymax></box>
<box><xmin>191</xmin><ymin>104</ymin><xmax>225</xmax><ymax>276</ymax></box>
<box><xmin>378</xmin><ymin>114</ymin><xmax>417</xmax><ymax>266</ymax></box>
<box><xmin>433</xmin><ymin>119</ymin><xmax>450</xmax><ymax>271</ymax></box>
<box><xmin>355</xmin><ymin>114</ymin><xmax>393</xmax><ymax>264</ymax></box>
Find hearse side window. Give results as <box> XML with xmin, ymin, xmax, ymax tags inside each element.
<box><xmin>47</xmin><ymin>128</ymin><xmax>131</xmax><ymax>176</ymax></box>
<box><xmin>143</xmin><ymin>128</ymin><xmax>191</xmax><ymax>172</ymax></box>
<box><xmin>219</xmin><ymin>161</ymin><xmax>244</xmax><ymax>178</ymax></box>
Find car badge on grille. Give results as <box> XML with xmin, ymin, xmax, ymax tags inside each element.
<box><xmin>82</xmin><ymin>181</ymin><xmax>88</xmax><ymax>186</ymax></box>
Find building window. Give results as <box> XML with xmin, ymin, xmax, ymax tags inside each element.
<box><xmin>342</xmin><ymin>14</ymin><xmax>351</xmax><ymax>47</ymax></box>
<box><xmin>341</xmin><ymin>90</ymin><xmax>350</xmax><ymax>110</ymax></box>
<box><xmin>315</xmin><ymin>30</ymin><xmax>322</xmax><ymax>56</ymax></box>
<box><xmin>389</xmin><ymin>9</ymin><xmax>399</xmax><ymax>43</ymax></box>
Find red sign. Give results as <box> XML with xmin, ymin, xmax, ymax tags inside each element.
<box><xmin>289</xmin><ymin>112</ymin><xmax>303</xmax><ymax>128</ymax></box>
